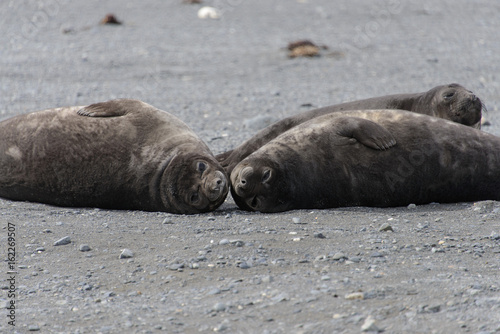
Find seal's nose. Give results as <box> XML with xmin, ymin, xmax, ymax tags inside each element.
<box><xmin>239</xmin><ymin>178</ymin><xmax>247</xmax><ymax>187</ymax></box>
<box><xmin>237</xmin><ymin>166</ymin><xmax>253</xmax><ymax>191</ymax></box>
<box><xmin>211</xmin><ymin>171</ymin><xmax>226</xmax><ymax>192</ymax></box>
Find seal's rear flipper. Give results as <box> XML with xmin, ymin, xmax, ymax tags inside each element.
<box><xmin>77</xmin><ymin>99</ymin><xmax>144</xmax><ymax>117</ymax></box>
<box><xmin>336</xmin><ymin>116</ymin><xmax>396</xmax><ymax>150</ymax></box>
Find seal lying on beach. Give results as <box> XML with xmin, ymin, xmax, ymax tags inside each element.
<box><xmin>0</xmin><ymin>99</ymin><xmax>228</xmax><ymax>214</ymax></box>
<box><xmin>230</xmin><ymin>110</ymin><xmax>500</xmax><ymax>213</ymax></box>
<box><xmin>218</xmin><ymin>83</ymin><xmax>484</xmax><ymax>174</ymax></box>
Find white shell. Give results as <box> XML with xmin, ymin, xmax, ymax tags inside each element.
<box><xmin>197</xmin><ymin>6</ymin><xmax>221</xmax><ymax>19</ymax></box>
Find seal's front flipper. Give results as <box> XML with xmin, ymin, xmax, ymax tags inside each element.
<box><xmin>77</xmin><ymin>99</ymin><xmax>144</xmax><ymax>117</ymax></box>
<box><xmin>336</xmin><ymin>117</ymin><xmax>396</xmax><ymax>150</ymax></box>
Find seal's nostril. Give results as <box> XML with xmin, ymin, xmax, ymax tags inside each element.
<box><xmin>241</xmin><ymin>179</ymin><xmax>246</xmax><ymax>185</ymax></box>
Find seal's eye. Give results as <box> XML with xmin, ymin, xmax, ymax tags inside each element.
<box><xmin>197</xmin><ymin>162</ymin><xmax>207</xmax><ymax>173</ymax></box>
<box><xmin>443</xmin><ymin>92</ymin><xmax>455</xmax><ymax>99</ymax></box>
<box><xmin>190</xmin><ymin>192</ymin><xmax>200</xmax><ymax>204</ymax></box>
<box><xmin>261</xmin><ymin>169</ymin><xmax>271</xmax><ymax>183</ymax></box>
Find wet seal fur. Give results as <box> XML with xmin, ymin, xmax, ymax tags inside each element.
<box><xmin>218</xmin><ymin>83</ymin><xmax>484</xmax><ymax>175</ymax></box>
<box><xmin>0</xmin><ymin>99</ymin><xmax>229</xmax><ymax>214</ymax></box>
<box><xmin>230</xmin><ymin>110</ymin><xmax>500</xmax><ymax>213</ymax></box>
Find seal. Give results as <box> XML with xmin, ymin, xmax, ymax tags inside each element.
<box><xmin>230</xmin><ymin>110</ymin><xmax>500</xmax><ymax>213</ymax></box>
<box><xmin>217</xmin><ymin>83</ymin><xmax>484</xmax><ymax>175</ymax></box>
<box><xmin>0</xmin><ymin>99</ymin><xmax>229</xmax><ymax>214</ymax></box>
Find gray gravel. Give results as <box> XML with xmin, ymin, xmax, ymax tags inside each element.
<box><xmin>1</xmin><ymin>1</ymin><xmax>500</xmax><ymax>333</ymax></box>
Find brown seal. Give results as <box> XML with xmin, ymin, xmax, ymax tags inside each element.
<box><xmin>0</xmin><ymin>99</ymin><xmax>228</xmax><ymax>214</ymax></box>
<box><xmin>230</xmin><ymin>110</ymin><xmax>500</xmax><ymax>213</ymax></box>
<box><xmin>217</xmin><ymin>83</ymin><xmax>484</xmax><ymax>175</ymax></box>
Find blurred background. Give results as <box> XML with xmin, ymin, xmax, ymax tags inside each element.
<box><xmin>2</xmin><ymin>0</ymin><xmax>499</xmax><ymax>152</ymax></box>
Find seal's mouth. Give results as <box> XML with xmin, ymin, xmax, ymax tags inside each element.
<box><xmin>452</xmin><ymin>95</ymin><xmax>484</xmax><ymax>128</ymax></box>
<box><xmin>204</xmin><ymin>170</ymin><xmax>228</xmax><ymax>202</ymax></box>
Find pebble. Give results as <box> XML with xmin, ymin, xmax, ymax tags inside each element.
<box><xmin>314</xmin><ymin>232</ymin><xmax>326</xmax><ymax>239</ymax></box>
<box><xmin>162</xmin><ymin>217</ymin><xmax>174</xmax><ymax>224</ymax></box>
<box><xmin>219</xmin><ymin>239</ymin><xmax>230</xmax><ymax>245</ymax></box>
<box><xmin>370</xmin><ymin>251</ymin><xmax>384</xmax><ymax>258</ymax></box>
<box><xmin>213</xmin><ymin>302</ymin><xmax>227</xmax><ymax>312</ymax></box>
<box><xmin>35</xmin><ymin>247</ymin><xmax>45</xmax><ymax>252</ymax></box>
<box><xmin>53</xmin><ymin>236</ymin><xmax>71</xmax><ymax>246</ymax></box>
<box><xmin>361</xmin><ymin>315</ymin><xmax>381</xmax><ymax>332</ymax></box>
<box><xmin>79</xmin><ymin>244</ymin><xmax>91</xmax><ymax>252</ymax></box>
<box><xmin>208</xmin><ymin>288</ymin><xmax>221</xmax><ymax>295</ymax></box>
<box><xmin>332</xmin><ymin>252</ymin><xmax>346</xmax><ymax>260</ymax></box>
<box><xmin>230</xmin><ymin>240</ymin><xmax>245</xmax><ymax>247</ymax></box>
<box><xmin>197</xmin><ymin>6</ymin><xmax>221</xmax><ymax>19</ymax></box>
<box><xmin>345</xmin><ymin>292</ymin><xmax>364</xmax><ymax>300</ymax></box>
<box><xmin>407</xmin><ymin>203</ymin><xmax>417</xmax><ymax>209</ymax></box>
<box><xmin>28</xmin><ymin>324</ymin><xmax>40</xmax><ymax>331</ymax></box>
<box><xmin>378</xmin><ymin>223</ymin><xmax>394</xmax><ymax>232</ymax></box>
<box><xmin>239</xmin><ymin>261</ymin><xmax>251</xmax><ymax>269</ymax></box>
<box><xmin>119</xmin><ymin>249</ymin><xmax>134</xmax><ymax>259</ymax></box>
<box><xmin>292</xmin><ymin>217</ymin><xmax>302</xmax><ymax>224</ymax></box>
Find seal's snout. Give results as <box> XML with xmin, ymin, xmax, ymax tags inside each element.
<box><xmin>234</xmin><ymin>166</ymin><xmax>254</xmax><ymax>194</ymax></box>
<box><xmin>206</xmin><ymin>170</ymin><xmax>228</xmax><ymax>201</ymax></box>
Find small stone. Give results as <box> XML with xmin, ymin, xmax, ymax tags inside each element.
<box><xmin>54</xmin><ymin>236</ymin><xmax>71</xmax><ymax>246</ymax></box>
<box><xmin>350</xmin><ymin>256</ymin><xmax>362</xmax><ymax>263</ymax></box>
<box><xmin>213</xmin><ymin>302</ymin><xmax>227</xmax><ymax>312</ymax></box>
<box><xmin>230</xmin><ymin>240</ymin><xmax>245</xmax><ymax>247</ymax></box>
<box><xmin>28</xmin><ymin>324</ymin><xmax>40</xmax><ymax>331</ymax></box>
<box><xmin>79</xmin><ymin>244</ymin><xmax>91</xmax><ymax>252</ymax></box>
<box><xmin>100</xmin><ymin>14</ymin><xmax>122</xmax><ymax>25</ymax></box>
<box><xmin>219</xmin><ymin>239</ymin><xmax>230</xmax><ymax>245</ymax></box>
<box><xmin>162</xmin><ymin>217</ymin><xmax>174</xmax><ymax>224</ymax></box>
<box><xmin>197</xmin><ymin>6</ymin><xmax>220</xmax><ymax>19</ymax></box>
<box><xmin>345</xmin><ymin>292</ymin><xmax>364</xmax><ymax>300</ymax></box>
<box><xmin>208</xmin><ymin>288</ymin><xmax>221</xmax><ymax>295</ymax></box>
<box><xmin>292</xmin><ymin>217</ymin><xmax>301</xmax><ymax>224</ymax></box>
<box><xmin>239</xmin><ymin>261</ymin><xmax>251</xmax><ymax>269</ymax></box>
<box><xmin>332</xmin><ymin>252</ymin><xmax>346</xmax><ymax>260</ymax></box>
<box><xmin>361</xmin><ymin>315</ymin><xmax>381</xmax><ymax>332</ymax></box>
<box><xmin>370</xmin><ymin>252</ymin><xmax>384</xmax><ymax>258</ymax></box>
<box><xmin>407</xmin><ymin>203</ymin><xmax>417</xmax><ymax>209</ymax></box>
<box><xmin>119</xmin><ymin>249</ymin><xmax>134</xmax><ymax>259</ymax></box>
<box><xmin>168</xmin><ymin>263</ymin><xmax>184</xmax><ymax>271</ymax></box>
<box><xmin>314</xmin><ymin>232</ymin><xmax>326</xmax><ymax>239</ymax></box>
<box><xmin>378</xmin><ymin>223</ymin><xmax>393</xmax><ymax>232</ymax></box>
<box><xmin>35</xmin><ymin>247</ymin><xmax>45</xmax><ymax>252</ymax></box>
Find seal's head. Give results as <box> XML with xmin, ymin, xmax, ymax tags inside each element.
<box><xmin>230</xmin><ymin>158</ymin><xmax>292</xmax><ymax>213</ymax></box>
<box><xmin>427</xmin><ymin>83</ymin><xmax>484</xmax><ymax>128</ymax></box>
<box><xmin>161</xmin><ymin>153</ymin><xmax>229</xmax><ymax>214</ymax></box>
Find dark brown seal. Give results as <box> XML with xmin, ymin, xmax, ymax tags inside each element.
<box><xmin>0</xmin><ymin>99</ymin><xmax>228</xmax><ymax>214</ymax></box>
<box><xmin>230</xmin><ymin>110</ymin><xmax>500</xmax><ymax>213</ymax></box>
<box><xmin>217</xmin><ymin>83</ymin><xmax>484</xmax><ymax>175</ymax></box>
